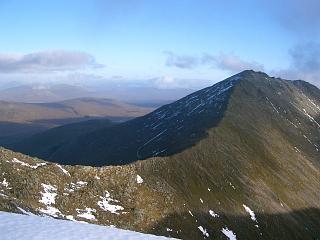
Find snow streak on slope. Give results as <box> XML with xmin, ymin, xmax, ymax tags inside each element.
<box><xmin>0</xmin><ymin>211</ymin><xmax>175</xmax><ymax>240</ymax></box>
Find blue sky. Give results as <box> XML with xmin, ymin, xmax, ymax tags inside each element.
<box><xmin>0</xmin><ymin>0</ymin><xmax>319</xmax><ymax>88</ymax></box>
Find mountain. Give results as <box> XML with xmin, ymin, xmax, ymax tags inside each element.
<box><xmin>9</xmin><ymin>74</ymin><xmax>237</xmax><ymax>165</ymax></box>
<box><xmin>1</xmin><ymin>70</ymin><xmax>320</xmax><ymax>239</ymax></box>
<box><xmin>0</xmin><ymin>97</ymin><xmax>152</xmax><ymax>146</ymax></box>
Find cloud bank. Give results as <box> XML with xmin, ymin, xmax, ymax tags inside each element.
<box><xmin>0</xmin><ymin>50</ymin><xmax>104</xmax><ymax>73</ymax></box>
<box><xmin>274</xmin><ymin>42</ymin><xmax>320</xmax><ymax>86</ymax></box>
<box><xmin>165</xmin><ymin>51</ymin><xmax>264</xmax><ymax>73</ymax></box>
<box><xmin>150</xmin><ymin>75</ymin><xmax>212</xmax><ymax>90</ymax></box>
<box><xmin>165</xmin><ymin>51</ymin><xmax>199</xmax><ymax>69</ymax></box>
<box><xmin>202</xmin><ymin>53</ymin><xmax>264</xmax><ymax>73</ymax></box>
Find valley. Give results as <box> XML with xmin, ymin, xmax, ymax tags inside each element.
<box><xmin>0</xmin><ymin>97</ymin><xmax>152</xmax><ymax>146</ymax></box>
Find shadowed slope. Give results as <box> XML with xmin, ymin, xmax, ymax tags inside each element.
<box><xmin>150</xmin><ymin>208</ymin><xmax>320</xmax><ymax>240</ymax></box>
<box><xmin>5</xmin><ymin>119</ymin><xmax>114</xmax><ymax>159</ymax></box>
<box><xmin>0</xmin><ymin>97</ymin><xmax>151</xmax><ymax>146</ymax></box>
<box><xmin>11</xmin><ymin>72</ymin><xmax>242</xmax><ymax>165</ymax></box>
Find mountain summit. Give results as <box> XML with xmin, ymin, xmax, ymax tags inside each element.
<box><xmin>1</xmin><ymin>70</ymin><xmax>320</xmax><ymax>239</ymax></box>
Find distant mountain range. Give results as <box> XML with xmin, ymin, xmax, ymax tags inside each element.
<box><xmin>1</xmin><ymin>70</ymin><xmax>319</xmax><ymax>239</ymax></box>
<box><xmin>0</xmin><ymin>83</ymin><xmax>193</xmax><ymax>107</ymax></box>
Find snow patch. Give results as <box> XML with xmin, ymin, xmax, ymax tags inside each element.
<box><xmin>39</xmin><ymin>184</ymin><xmax>57</xmax><ymax>206</ymax></box>
<box><xmin>303</xmin><ymin>109</ymin><xmax>320</xmax><ymax>128</ymax></box>
<box><xmin>56</xmin><ymin>164</ymin><xmax>70</xmax><ymax>176</ymax></box>
<box><xmin>40</xmin><ymin>206</ymin><xmax>62</xmax><ymax>217</ymax></box>
<box><xmin>294</xmin><ymin>147</ymin><xmax>301</xmax><ymax>153</ymax></box>
<box><xmin>97</xmin><ymin>191</ymin><xmax>124</xmax><ymax>215</ymax></box>
<box><xmin>242</xmin><ymin>204</ymin><xmax>257</xmax><ymax>222</ymax></box>
<box><xmin>188</xmin><ymin>210</ymin><xmax>194</xmax><ymax>217</ymax></box>
<box><xmin>16</xmin><ymin>206</ymin><xmax>34</xmax><ymax>216</ymax></box>
<box><xmin>65</xmin><ymin>181</ymin><xmax>88</xmax><ymax>192</ymax></box>
<box><xmin>229</xmin><ymin>182</ymin><xmax>236</xmax><ymax>189</ymax></box>
<box><xmin>0</xmin><ymin>193</ymin><xmax>8</xmax><ymax>198</ymax></box>
<box><xmin>76</xmin><ymin>208</ymin><xmax>97</xmax><ymax>221</ymax></box>
<box><xmin>266</xmin><ymin>97</ymin><xmax>279</xmax><ymax>114</ymax></box>
<box><xmin>198</xmin><ymin>226</ymin><xmax>209</xmax><ymax>237</ymax></box>
<box><xmin>38</xmin><ymin>183</ymin><xmax>62</xmax><ymax>217</ymax></box>
<box><xmin>0</xmin><ymin>211</ymin><xmax>170</xmax><ymax>239</ymax></box>
<box><xmin>11</xmin><ymin>158</ymin><xmax>47</xmax><ymax>169</ymax></box>
<box><xmin>222</xmin><ymin>227</ymin><xmax>237</xmax><ymax>240</ymax></box>
<box><xmin>1</xmin><ymin>178</ymin><xmax>9</xmax><ymax>188</ymax></box>
<box><xmin>136</xmin><ymin>175</ymin><xmax>144</xmax><ymax>184</ymax></box>
<box><xmin>77</xmin><ymin>181</ymin><xmax>88</xmax><ymax>185</ymax></box>
<box><xmin>65</xmin><ymin>215</ymin><xmax>76</xmax><ymax>221</ymax></box>
<box><xmin>209</xmin><ymin>210</ymin><xmax>219</xmax><ymax>218</ymax></box>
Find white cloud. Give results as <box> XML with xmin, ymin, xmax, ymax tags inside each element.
<box><xmin>164</xmin><ymin>51</ymin><xmax>199</xmax><ymax>69</ymax></box>
<box><xmin>151</xmin><ymin>76</ymin><xmax>179</xmax><ymax>89</ymax></box>
<box><xmin>202</xmin><ymin>53</ymin><xmax>264</xmax><ymax>73</ymax></box>
<box><xmin>164</xmin><ymin>51</ymin><xmax>264</xmax><ymax>73</ymax></box>
<box><xmin>273</xmin><ymin>42</ymin><xmax>320</xmax><ymax>87</ymax></box>
<box><xmin>0</xmin><ymin>50</ymin><xmax>104</xmax><ymax>73</ymax></box>
<box><xmin>150</xmin><ymin>75</ymin><xmax>213</xmax><ymax>89</ymax></box>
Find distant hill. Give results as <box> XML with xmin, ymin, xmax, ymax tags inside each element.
<box><xmin>0</xmin><ymin>97</ymin><xmax>152</xmax><ymax>145</ymax></box>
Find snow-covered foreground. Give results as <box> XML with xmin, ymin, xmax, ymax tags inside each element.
<box><xmin>0</xmin><ymin>211</ymin><xmax>174</xmax><ymax>240</ymax></box>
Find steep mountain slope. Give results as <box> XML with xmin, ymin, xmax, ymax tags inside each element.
<box><xmin>2</xmin><ymin>70</ymin><xmax>320</xmax><ymax>239</ymax></box>
<box><xmin>12</xmin><ymin>74</ymin><xmax>238</xmax><ymax>165</ymax></box>
<box><xmin>0</xmin><ymin>97</ymin><xmax>152</xmax><ymax>146</ymax></box>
